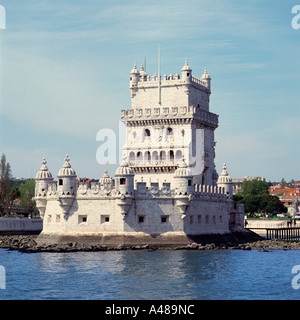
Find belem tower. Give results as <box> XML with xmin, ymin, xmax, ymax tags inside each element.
<box><xmin>34</xmin><ymin>59</ymin><xmax>245</xmax><ymax>246</ymax></box>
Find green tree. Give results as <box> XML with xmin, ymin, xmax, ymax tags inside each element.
<box><xmin>0</xmin><ymin>154</ymin><xmax>12</xmax><ymax>216</ymax></box>
<box><xmin>19</xmin><ymin>179</ymin><xmax>36</xmax><ymax>218</ymax></box>
<box><xmin>234</xmin><ymin>178</ymin><xmax>287</xmax><ymax>217</ymax></box>
<box><xmin>240</xmin><ymin>178</ymin><xmax>269</xmax><ymax>196</ymax></box>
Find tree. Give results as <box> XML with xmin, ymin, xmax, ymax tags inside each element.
<box><xmin>0</xmin><ymin>154</ymin><xmax>12</xmax><ymax>216</ymax></box>
<box><xmin>19</xmin><ymin>179</ymin><xmax>36</xmax><ymax>217</ymax></box>
<box><xmin>240</xmin><ymin>178</ymin><xmax>269</xmax><ymax>196</ymax></box>
<box><xmin>233</xmin><ymin>178</ymin><xmax>287</xmax><ymax>217</ymax></box>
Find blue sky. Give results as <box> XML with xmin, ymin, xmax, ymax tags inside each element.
<box><xmin>0</xmin><ymin>0</ymin><xmax>299</xmax><ymax>182</ymax></box>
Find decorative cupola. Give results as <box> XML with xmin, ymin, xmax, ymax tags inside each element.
<box><xmin>181</xmin><ymin>58</ymin><xmax>192</xmax><ymax>83</ymax></box>
<box><xmin>114</xmin><ymin>156</ymin><xmax>134</xmax><ymax>216</ymax></box>
<box><xmin>99</xmin><ymin>169</ymin><xmax>113</xmax><ymax>191</ymax></box>
<box><xmin>201</xmin><ymin>67</ymin><xmax>211</xmax><ymax>91</ymax></box>
<box><xmin>57</xmin><ymin>155</ymin><xmax>77</xmax><ymax>215</ymax></box>
<box><xmin>34</xmin><ymin>157</ymin><xmax>53</xmax><ymax>218</ymax></box>
<box><xmin>217</xmin><ymin>163</ymin><xmax>233</xmax><ymax>198</ymax></box>
<box><xmin>139</xmin><ymin>64</ymin><xmax>148</xmax><ymax>82</ymax></box>
<box><xmin>174</xmin><ymin>157</ymin><xmax>193</xmax><ymax>218</ymax></box>
<box><xmin>174</xmin><ymin>156</ymin><xmax>193</xmax><ymax>195</ymax></box>
<box><xmin>35</xmin><ymin>157</ymin><xmax>53</xmax><ymax>196</ymax></box>
<box><xmin>130</xmin><ymin>62</ymin><xmax>139</xmax><ymax>97</ymax></box>
<box><xmin>114</xmin><ymin>157</ymin><xmax>134</xmax><ymax>195</ymax></box>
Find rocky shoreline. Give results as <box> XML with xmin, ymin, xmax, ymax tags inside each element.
<box><xmin>1</xmin><ymin>234</ymin><xmax>300</xmax><ymax>252</ymax></box>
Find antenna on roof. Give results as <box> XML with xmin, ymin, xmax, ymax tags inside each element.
<box><xmin>158</xmin><ymin>44</ymin><xmax>161</xmax><ymax>105</ymax></box>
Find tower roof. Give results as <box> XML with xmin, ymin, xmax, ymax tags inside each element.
<box><xmin>217</xmin><ymin>164</ymin><xmax>232</xmax><ymax>184</ymax></box>
<box><xmin>181</xmin><ymin>58</ymin><xmax>192</xmax><ymax>71</ymax></box>
<box><xmin>130</xmin><ymin>62</ymin><xmax>139</xmax><ymax>74</ymax></box>
<box><xmin>35</xmin><ymin>157</ymin><xmax>53</xmax><ymax>180</ymax></box>
<box><xmin>99</xmin><ymin>169</ymin><xmax>113</xmax><ymax>185</ymax></box>
<box><xmin>201</xmin><ymin>67</ymin><xmax>211</xmax><ymax>79</ymax></box>
<box><xmin>174</xmin><ymin>157</ymin><xmax>192</xmax><ymax>177</ymax></box>
<box><xmin>57</xmin><ymin>154</ymin><xmax>77</xmax><ymax>177</ymax></box>
<box><xmin>115</xmin><ymin>156</ymin><xmax>134</xmax><ymax>176</ymax></box>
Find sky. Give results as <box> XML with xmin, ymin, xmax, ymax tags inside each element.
<box><xmin>0</xmin><ymin>0</ymin><xmax>299</xmax><ymax>182</ymax></box>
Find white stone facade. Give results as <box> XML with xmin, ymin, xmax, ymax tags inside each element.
<box><xmin>34</xmin><ymin>59</ymin><xmax>244</xmax><ymax>239</ymax></box>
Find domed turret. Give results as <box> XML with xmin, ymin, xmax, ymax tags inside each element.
<box><xmin>35</xmin><ymin>157</ymin><xmax>53</xmax><ymax>196</ymax></box>
<box><xmin>130</xmin><ymin>62</ymin><xmax>139</xmax><ymax>97</ymax></box>
<box><xmin>57</xmin><ymin>155</ymin><xmax>77</xmax><ymax>196</ymax></box>
<box><xmin>217</xmin><ymin>163</ymin><xmax>233</xmax><ymax>197</ymax></box>
<box><xmin>139</xmin><ymin>64</ymin><xmax>148</xmax><ymax>82</ymax></box>
<box><xmin>201</xmin><ymin>67</ymin><xmax>211</xmax><ymax>91</ymax></box>
<box><xmin>100</xmin><ymin>169</ymin><xmax>113</xmax><ymax>191</ymax></box>
<box><xmin>115</xmin><ymin>156</ymin><xmax>134</xmax><ymax>195</ymax></box>
<box><xmin>34</xmin><ymin>157</ymin><xmax>53</xmax><ymax>218</ymax></box>
<box><xmin>181</xmin><ymin>58</ymin><xmax>192</xmax><ymax>83</ymax></box>
<box><xmin>174</xmin><ymin>157</ymin><xmax>193</xmax><ymax>194</ymax></box>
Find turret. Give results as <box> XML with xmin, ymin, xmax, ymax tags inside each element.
<box><xmin>114</xmin><ymin>157</ymin><xmax>134</xmax><ymax>195</ymax></box>
<box><xmin>201</xmin><ymin>67</ymin><xmax>211</xmax><ymax>91</ymax></box>
<box><xmin>35</xmin><ymin>157</ymin><xmax>53</xmax><ymax>197</ymax></box>
<box><xmin>217</xmin><ymin>163</ymin><xmax>233</xmax><ymax>198</ymax></box>
<box><xmin>130</xmin><ymin>62</ymin><xmax>139</xmax><ymax>97</ymax></box>
<box><xmin>34</xmin><ymin>157</ymin><xmax>53</xmax><ymax>218</ymax></box>
<box><xmin>57</xmin><ymin>154</ymin><xmax>77</xmax><ymax>196</ymax></box>
<box><xmin>57</xmin><ymin>155</ymin><xmax>77</xmax><ymax>215</ymax></box>
<box><xmin>181</xmin><ymin>58</ymin><xmax>192</xmax><ymax>83</ymax></box>
<box><xmin>174</xmin><ymin>157</ymin><xmax>193</xmax><ymax>195</ymax></box>
<box><xmin>99</xmin><ymin>169</ymin><xmax>113</xmax><ymax>191</ymax></box>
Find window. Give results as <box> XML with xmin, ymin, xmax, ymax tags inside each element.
<box><xmin>190</xmin><ymin>216</ymin><xmax>193</xmax><ymax>224</ymax></box>
<box><xmin>144</xmin><ymin>129</ymin><xmax>150</xmax><ymax>137</ymax></box>
<box><xmin>101</xmin><ymin>215</ymin><xmax>110</xmax><ymax>224</ymax></box>
<box><xmin>161</xmin><ymin>215</ymin><xmax>169</xmax><ymax>223</ymax></box>
<box><xmin>205</xmin><ymin>215</ymin><xmax>209</xmax><ymax>224</ymax></box>
<box><xmin>56</xmin><ymin>215</ymin><xmax>61</xmax><ymax>223</ymax></box>
<box><xmin>188</xmin><ymin>180</ymin><xmax>192</xmax><ymax>186</ymax></box>
<box><xmin>198</xmin><ymin>215</ymin><xmax>202</xmax><ymax>224</ymax></box>
<box><xmin>120</xmin><ymin>178</ymin><xmax>126</xmax><ymax>185</ymax></box>
<box><xmin>167</xmin><ymin>127</ymin><xmax>173</xmax><ymax>135</ymax></box>
<box><xmin>138</xmin><ymin>216</ymin><xmax>144</xmax><ymax>223</ymax></box>
<box><xmin>78</xmin><ymin>215</ymin><xmax>87</xmax><ymax>224</ymax></box>
<box><xmin>59</xmin><ymin>179</ymin><xmax>63</xmax><ymax>186</ymax></box>
<box><xmin>187</xmin><ymin>73</ymin><xmax>189</xmax><ymax>76</ymax></box>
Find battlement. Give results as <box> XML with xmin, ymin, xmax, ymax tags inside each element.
<box><xmin>121</xmin><ymin>105</ymin><xmax>218</xmax><ymax>128</ymax></box>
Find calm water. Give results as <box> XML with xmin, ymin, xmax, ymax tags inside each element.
<box><xmin>1</xmin><ymin>248</ymin><xmax>300</xmax><ymax>300</ymax></box>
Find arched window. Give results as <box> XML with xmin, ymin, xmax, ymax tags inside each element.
<box><xmin>160</xmin><ymin>150</ymin><xmax>166</xmax><ymax>161</ymax></box>
<box><xmin>152</xmin><ymin>151</ymin><xmax>158</xmax><ymax>162</ymax></box>
<box><xmin>175</xmin><ymin>150</ymin><xmax>182</xmax><ymax>162</ymax></box>
<box><xmin>137</xmin><ymin>151</ymin><xmax>143</xmax><ymax>162</ymax></box>
<box><xmin>167</xmin><ymin>127</ymin><xmax>173</xmax><ymax>135</ymax></box>
<box><xmin>169</xmin><ymin>150</ymin><xmax>174</xmax><ymax>162</ymax></box>
<box><xmin>144</xmin><ymin>151</ymin><xmax>151</xmax><ymax>161</ymax></box>
<box><xmin>129</xmin><ymin>151</ymin><xmax>135</xmax><ymax>162</ymax></box>
<box><xmin>144</xmin><ymin>129</ymin><xmax>150</xmax><ymax>137</ymax></box>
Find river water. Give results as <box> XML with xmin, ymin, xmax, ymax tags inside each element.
<box><xmin>0</xmin><ymin>248</ymin><xmax>300</xmax><ymax>300</ymax></box>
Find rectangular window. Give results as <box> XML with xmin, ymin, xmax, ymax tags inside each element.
<box><xmin>59</xmin><ymin>179</ymin><xmax>63</xmax><ymax>186</ymax></box>
<box><xmin>213</xmin><ymin>215</ymin><xmax>216</xmax><ymax>224</ymax></box>
<box><xmin>198</xmin><ymin>215</ymin><xmax>201</xmax><ymax>224</ymax></box>
<box><xmin>205</xmin><ymin>215</ymin><xmax>209</xmax><ymax>224</ymax></box>
<box><xmin>120</xmin><ymin>178</ymin><xmax>126</xmax><ymax>185</ymax></box>
<box><xmin>78</xmin><ymin>215</ymin><xmax>87</xmax><ymax>224</ymax></box>
<box><xmin>190</xmin><ymin>215</ymin><xmax>193</xmax><ymax>224</ymax></box>
<box><xmin>161</xmin><ymin>215</ymin><xmax>169</xmax><ymax>223</ymax></box>
<box><xmin>138</xmin><ymin>216</ymin><xmax>144</xmax><ymax>223</ymax></box>
<box><xmin>101</xmin><ymin>215</ymin><xmax>110</xmax><ymax>224</ymax></box>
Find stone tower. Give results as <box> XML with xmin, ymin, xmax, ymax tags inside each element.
<box><xmin>121</xmin><ymin>59</ymin><xmax>219</xmax><ymax>188</ymax></box>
